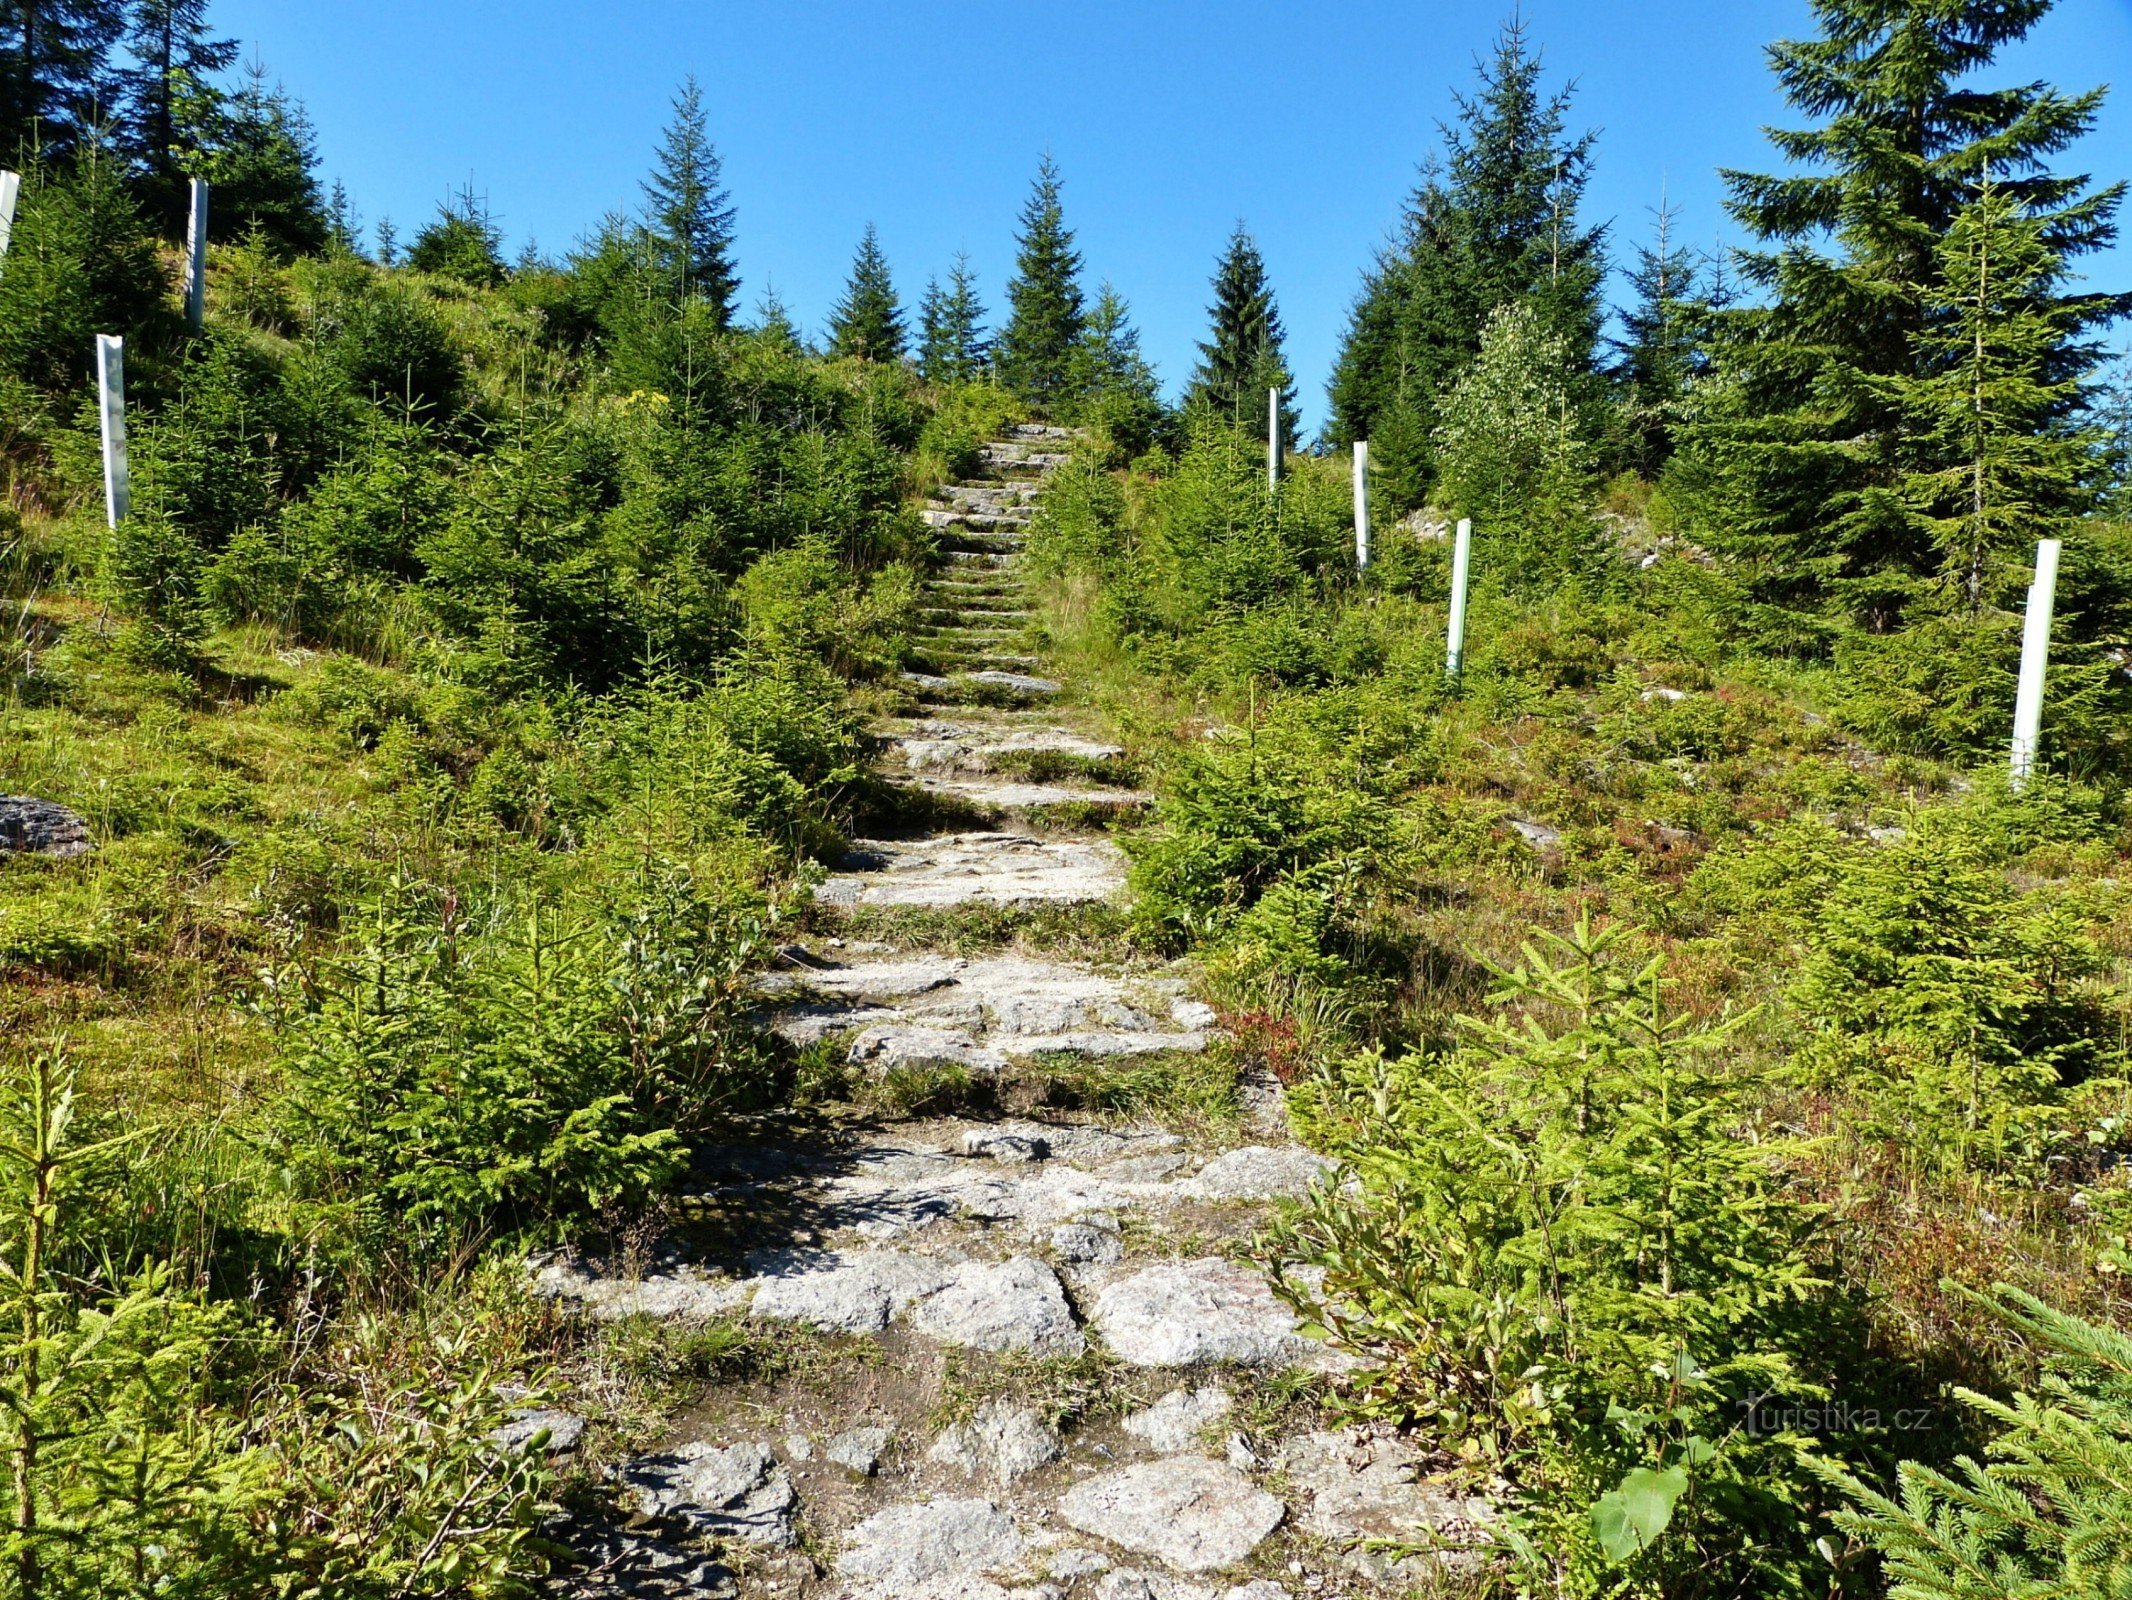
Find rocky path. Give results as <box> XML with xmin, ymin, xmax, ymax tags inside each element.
<box><xmin>532</xmin><ymin>427</ymin><xmax>1487</xmax><ymax>1600</ymax></box>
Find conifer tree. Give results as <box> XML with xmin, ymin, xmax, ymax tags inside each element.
<box><xmin>1691</xmin><ymin>0</ymin><xmax>2126</xmax><ymax>624</ymax></box>
<box><xmin>641</xmin><ymin>74</ymin><xmax>738</xmax><ymax>324</ymax></box>
<box><xmin>1327</xmin><ymin>19</ymin><xmax>1604</xmax><ymax>504</ymax></box>
<box><xmin>0</xmin><ymin>137</ymin><xmax>164</xmax><ymax>392</ymax></box>
<box><xmin>1071</xmin><ymin>281</ymin><xmax>1164</xmax><ymax>455</ymax></box>
<box><xmin>752</xmin><ymin>282</ymin><xmax>803</xmax><ymax>354</ymax></box>
<box><xmin>918</xmin><ymin>251</ymin><xmax>987</xmax><ymax>383</ymax></box>
<box><xmin>202</xmin><ymin>58</ymin><xmax>326</xmax><ymax>257</ymax></box>
<box><xmin>825</xmin><ymin>222</ymin><xmax>903</xmax><ymax>363</ymax></box>
<box><xmin>1895</xmin><ymin>177</ymin><xmax>2096</xmax><ymax>614</ymax></box>
<box><xmin>995</xmin><ymin>154</ymin><xmax>1085</xmax><ymax>409</ymax></box>
<box><xmin>117</xmin><ymin>0</ymin><xmax>235</xmax><ymax>232</ymax></box>
<box><xmin>1609</xmin><ymin>197</ymin><xmax>1706</xmax><ymax>474</ymax></box>
<box><xmin>0</xmin><ymin>0</ymin><xmax>125</xmax><ymax>160</ymax></box>
<box><xmin>407</xmin><ymin>182</ymin><xmax>505</xmax><ymax>286</ymax></box>
<box><xmin>1186</xmin><ymin>223</ymin><xmax>1296</xmax><ymax>449</ymax></box>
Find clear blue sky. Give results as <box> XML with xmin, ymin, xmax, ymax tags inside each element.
<box><xmin>217</xmin><ymin>0</ymin><xmax>2132</xmax><ymax>434</ymax></box>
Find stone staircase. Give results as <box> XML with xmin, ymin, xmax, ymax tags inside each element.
<box><xmin>530</xmin><ymin>425</ymin><xmax>1490</xmax><ymax>1600</ymax></box>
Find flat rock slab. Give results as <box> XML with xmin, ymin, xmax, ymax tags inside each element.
<box><xmin>1096</xmin><ymin>1577</ymin><xmax>1293</xmax><ymax>1600</ymax></box>
<box><xmin>1179</xmin><ymin>1146</ymin><xmax>1333</xmax><ymax>1201</ymax></box>
<box><xmin>0</xmin><ymin>797</ymin><xmax>89</xmax><ymax>858</ymax></box>
<box><xmin>1278</xmin><ymin>1428</ymin><xmax>1497</xmax><ymax>1580</ymax></box>
<box><xmin>1092</xmin><ymin>1259</ymin><xmax>1310</xmax><ymax>1369</ymax></box>
<box><xmin>839</xmin><ymin>1497</ymin><xmax>1026</xmax><ymax>1593</ymax></box>
<box><xmin>529</xmin><ymin>1253</ymin><xmax>747</xmax><ymax>1321</ymax></box>
<box><xmin>965</xmin><ymin>670</ymin><xmax>1062</xmax><ymax>695</ymax></box>
<box><xmin>1061</xmin><ymin>1457</ymin><xmax>1284</xmax><ymax>1573</ymax></box>
<box><xmin>909</xmin><ymin>1255</ymin><xmax>1085</xmax><ymax>1355</ymax></box>
<box><xmin>894</xmin><ymin>719</ymin><xmax>1124</xmax><ymax>773</ymax></box>
<box><xmin>929</xmin><ymin>1398</ymin><xmax>1062</xmax><ymax>1484</ymax></box>
<box><xmin>913</xmin><ymin>773</ymin><xmax>1153</xmax><ymax>810</ymax></box>
<box><xmin>1123</xmin><ymin>1386</ymin><xmax>1235</xmax><ymax>1453</ymax></box>
<box><xmin>746</xmin><ymin>1249</ymin><xmax>958</xmax><ymax>1333</ymax></box>
<box><xmin>619</xmin><ymin>1441</ymin><xmax>797</xmax><ymax>1547</ymax></box>
<box><xmin>490</xmin><ymin>1406</ymin><xmax>586</xmax><ymax>1455</ymax></box>
<box><xmin>814</xmin><ymin>833</ymin><xmax>1125</xmax><ymax>908</ymax></box>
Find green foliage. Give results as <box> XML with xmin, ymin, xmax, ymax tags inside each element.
<box><xmin>1788</xmin><ymin>813</ymin><xmax>2116</xmax><ymax>1172</ymax></box>
<box><xmin>1434</xmin><ymin>300</ymin><xmax>1600</xmax><ymax>581</ymax></box>
<box><xmin>918</xmin><ymin>252</ymin><xmax>988</xmax><ymax>383</ymax></box>
<box><xmin>1186</xmin><ymin>223</ymin><xmax>1295</xmax><ymax>448</ymax></box>
<box><xmin>0</xmin><ymin>146</ymin><xmax>167</xmax><ymax>395</ymax></box>
<box><xmin>994</xmin><ymin>154</ymin><xmax>1085</xmax><ymax>410</ymax></box>
<box><xmin>1326</xmin><ymin>16</ymin><xmax>1604</xmax><ymax>506</ymax></box>
<box><xmin>405</xmin><ymin>184</ymin><xmax>507</xmax><ymax>287</ymax></box>
<box><xmin>1280</xmin><ymin>920</ymin><xmax>1845</xmax><ymax>1596</ymax></box>
<box><xmin>826</xmin><ymin>222</ymin><xmax>904</xmax><ymax>363</ymax></box>
<box><xmin>279</xmin><ymin>866</ymin><xmax>780</xmax><ymax>1254</ymax></box>
<box><xmin>640</xmin><ymin>73</ymin><xmax>739</xmax><ymax>322</ymax></box>
<box><xmin>1817</xmin><ymin>1283</ymin><xmax>2132</xmax><ymax>1599</ymax></box>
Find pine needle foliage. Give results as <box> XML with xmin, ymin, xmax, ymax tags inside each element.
<box><xmin>1816</xmin><ymin>1282</ymin><xmax>2132</xmax><ymax>1599</ymax></box>
<box><xmin>918</xmin><ymin>251</ymin><xmax>987</xmax><ymax>383</ymax></box>
<box><xmin>826</xmin><ymin>221</ymin><xmax>905</xmax><ymax>363</ymax></box>
<box><xmin>1327</xmin><ymin>16</ymin><xmax>1604</xmax><ymax>506</ymax></box>
<box><xmin>1688</xmin><ymin>0</ymin><xmax>2126</xmax><ymax>626</ymax></box>
<box><xmin>1186</xmin><ymin>223</ymin><xmax>1296</xmax><ymax>448</ymax></box>
<box><xmin>640</xmin><ymin>73</ymin><xmax>739</xmax><ymax>323</ymax></box>
<box><xmin>994</xmin><ymin>153</ymin><xmax>1085</xmax><ymax>409</ymax></box>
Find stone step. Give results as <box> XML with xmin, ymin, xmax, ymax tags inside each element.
<box><xmin>814</xmin><ymin>830</ymin><xmax>1114</xmax><ymax>908</ymax></box>
<box><xmin>903</xmin><ymin>772</ymin><xmax>1154</xmax><ymax>813</ymax></box>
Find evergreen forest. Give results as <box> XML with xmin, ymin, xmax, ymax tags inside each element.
<box><xmin>3</xmin><ymin>3</ymin><xmax>2132</xmax><ymax>1597</ymax></box>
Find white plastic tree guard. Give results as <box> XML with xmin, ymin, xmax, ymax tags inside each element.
<box><xmin>96</xmin><ymin>335</ymin><xmax>131</xmax><ymax>528</ymax></box>
<box><xmin>184</xmin><ymin>178</ymin><xmax>210</xmax><ymax>331</ymax></box>
<box><xmin>0</xmin><ymin>170</ymin><xmax>19</xmax><ymax>264</ymax></box>
<box><xmin>1266</xmin><ymin>386</ymin><xmax>1280</xmax><ymax>490</ymax></box>
<box><xmin>1353</xmin><ymin>440</ymin><xmax>1371</xmax><ymax>570</ymax></box>
<box><xmin>2009</xmin><ymin>536</ymin><xmax>2062</xmax><ymax>789</ymax></box>
<box><xmin>1446</xmin><ymin>517</ymin><xmax>1474</xmax><ymax>678</ymax></box>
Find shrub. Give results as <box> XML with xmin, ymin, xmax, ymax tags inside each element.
<box><xmin>1278</xmin><ymin>919</ymin><xmax>1850</xmax><ymax>1595</ymax></box>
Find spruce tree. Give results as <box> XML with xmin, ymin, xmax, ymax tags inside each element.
<box><xmin>202</xmin><ymin>58</ymin><xmax>326</xmax><ymax>257</ymax></box>
<box><xmin>1896</xmin><ymin>177</ymin><xmax>2095</xmax><ymax>614</ymax></box>
<box><xmin>918</xmin><ymin>251</ymin><xmax>986</xmax><ymax>383</ymax></box>
<box><xmin>752</xmin><ymin>282</ymin><xmax>803</xmax><ymax>354</ymax></box>
<box><xmin>1071</xmin><ymin>281</ymin><xmax>1164</xmax><ymax>455</ymax></box>
<box><xmin>0</xmin><ymin>0</ymin><xmax>125</xmax><ymax>160</ymax></box>
<box><xmin>994</xmin><ymin>153</ymin><xmax>1085</xmax><ymax>409</ymax></box>
<box><xmin>406</xmin><ymin>182</ymin><xmax>505</xmax><ymax>287</ymax></box>
<box><xmin>641</xmin><ymin>73</ymin><xmax>738</xmax><ymax>324</ymax></box>
<box><xmin>1694</xmin><ymin>0</ymin><xmax>2126</xmax><ymax>625</ymax></box>
<box><xmin>825</xmin><ymin>222</ymin><xmax>903</xmax><ymax>363</ymax></box>
<box><xmin>1326</xmin><ymin>19</ymin><xmax>1604</xmax><ymax>505</ymax></box>
<box><xmin>1186</xmin><ymin>223</ymin><xmax>1296</xmax><ymax>449</ymax></box>
<box><xmin>117</xmin><ymin>0</ymin><xmax>235</xmax><ymax>233</ymax></box>
<box><xmin>1609</xmin><ymin>197</ymin><xmax>1706</xmax><ymax>474</ymax></box>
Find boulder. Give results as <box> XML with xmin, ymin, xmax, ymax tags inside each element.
<box><xmin>619</xmin><ymin>1440</ymin><xmax>797</xmax><ymax>1547</ymax></box>
<box><xmin>1060</xmin><ymin>1457</ymin><xmax>1284</xmax><ymax>1573</ymax></box>
<box><xmin>1092</xmin><ymin>1260</ymin><xmax>1309</xmax><ymax>1368</ymax></box>
<box><xmin>0</xmin><ymin>797</ymin><xmax>89</xmax><ymax>859</ymax></box>
<box><xmin>911</xmin><ymin>1256</ymin><xmax>1085</xmax><ymax>1356</ymax></box>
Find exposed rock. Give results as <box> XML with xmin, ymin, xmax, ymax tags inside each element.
<box><xmin>839</xmin><ymin>1497</ymin><xmax>1026</xmax><ymax>1592</ymax></box>
<box><xmin>910</xmin><ymin>1256</ymin><xmax>1085</xmax><ymax>1355</ymax></box>
<box><xmin>894</xmin><ymin>720</ymin><xmax>1124</xmax><ymax>774</ymax></box>
<box><xmin>814</xmin><ymin>833</ymin><xmax>1124</xmax><ymax>908</ymax></box>
<box><xmin>915</xmin><ymin>774</ymin><xmax>1153</xmax><ymax>810</ymax></box>
<box><xmin>1092</xmin><ymin>1260</ymin><xmax>1310</xmax><ymax>1368</ymax></box>
<box><xmin>1048</xmin><ymin>1548</ymin><xmax>1113</xmax><ymax>1581</ymax></box>
<box><xmin>965</xmin><ymin>1129</ymin><xmax>1049</xmax><ymax>1163</ymax></box>
<box><xmin>965</xmin><ymin>670</ymin><xmax>1063</xmax><ymax>694</ymax></box>
<box><xmin>529</xmin><ymin>1252</ymin><xmax>748</xmax><ymax>1321</ymax></box>
<box><xmin>1182</xmin><ymin>1146</ymin><xmax>1331</xmax><ymax>1201</ymax></box>
<box><xmin>1279</xmin><ymin>1427</ymin><xmax>1497</xmax><ymax>1580</ymax></box>
<box><xmin>489</xmin><ymin>1406</ymin><xmax>585</xmax><ymax>1455</ymax></box>
<box><xmin>1122</xmin><ymin>1386</ymin><xmax>1234</xmax><ymax>1453</ymax></box>
<box><xmin>1640</xmin><ymin>686</ymin><xmax>1690</xmax><ymax>703</ymax></box>
<box><xmin>1506</xmin><ymin>817</ymin><xmax>1563</xmax><ymax>851</ymax></box>
<box><xmin>848</xmin><ymin>1024</ymin><xmax>1010</xmax><ymax>1075</ymax></box>
<box><xmin>1050</xmin><ymin>1219</ymin><xmax>1124</xmax><ymax>1264</ymax></box>
<box><xmin>1060</xmin><ymin>1456</ymin><xmax>1284</xmax><ymax>1573</ymax></box>
<box><xmin>826</xmin><ymin>1425</ymin><xmax>895</xmax><ymax>1476</ymax></box>
<box><xmin>619</xmin><ymin>1441</ymin><xmax>797</xmax><ymax>1547</ymax></box>
<box><xmin>928</xmin><ymin>1398</ymin><xmax>1062</xmax><ymax>1484</ymax></box>
<box><xmin>1100</xmin><ymin>1153</ymin><xmax>1189</xmax><ymax>1183</ymax></box>
<box><xmin>745</xmin><ymin>1249</ymin><xmax>957</xmax><ymax>1333</ymax></box>
<box><xmin>1093</xmin><ymin>1578</ymin><xmax>1288</xmax><ymax>1600</ymax></box>
<box><xmin>0</xmin><ymin>797</ymin><xmax>89</xmax><ymax>858</ymax></box>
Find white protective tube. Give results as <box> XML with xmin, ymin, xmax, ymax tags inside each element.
<box><xmin>1353</xmin><ymin>440</ymin><xmax>1371</xmax><ymax>570</ymax></box>
<box><xmin>2009</xmin><ymin>537</ymin><xmax>2062</xmax><ymax>788</ymax></box>
<box><xmin>185</xmin><ymin>178</ymin><xmax>210</xmax><ymax>331</ymax></box>
<box><xmin>1266</xmin><ymin>386</ymin><xmax>1280</xmax><ymax>490</ymax></box>
<box><xmin>0</xmin><ymin>171</ymin><xmax>19</xmax><ymax>265</ymax></box>
<box><xmin>1446</xmin><ymin>517</ymin><xmax>1474</xmax><ymax>678</ymax></box>
<box><xmin>97</xmin><ymin>335</ymin><xmax>131</xmax><ymax>528</ymax></box>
